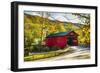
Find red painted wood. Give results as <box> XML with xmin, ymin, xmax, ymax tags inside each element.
<box><xmin>45</xmin><ymin>31</ymin><xmax>78</xmax><ymax>49</ymax></box>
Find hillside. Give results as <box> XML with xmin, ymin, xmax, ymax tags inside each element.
<box><xmin>24</xmin><ymin>13</ymin><xmax>90</xmax><ymax>50</ymax></box>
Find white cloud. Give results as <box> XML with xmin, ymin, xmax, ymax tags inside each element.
<box><xmin>24</xmin><ymin>11</ymin><xmax>88</xmax><ymax>24</ymax></box>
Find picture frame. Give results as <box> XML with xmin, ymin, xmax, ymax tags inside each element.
<box><xmin>11</xmin><ymin>1</ymin><xmax>98</xmax><ymax>72</ymax></box>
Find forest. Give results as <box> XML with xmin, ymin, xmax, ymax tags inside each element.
<box><xmin>24</xmin><ymin>12</ymin><xmax>90</xmax><ymax>61</ymax></box>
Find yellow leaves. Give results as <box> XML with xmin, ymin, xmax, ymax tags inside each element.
<box><xmin>76</xmin><ymin>25</ymin><xmax>90</xmax><ymax>44</ymax></box>
<box><xmin>59</xmin><ymin>23</ymin><xmax>66</xmax><ymax>32</ymax></box>
<box><xmin>47</xmin><ymin>23</ymin><xmax>66</xmax><ymax>34</ymax></box>
<box><xmin>24</xmin><ymin>13</ymin><xmax>90</xmax><ymax>47</ymax></box>
<box><xmin>48</xmin><ymin>25</ymin><xmax>56</xmax><ymax>33</ymax></box>
<box><xmin>66</xmin><ymin>23</ymin><xmax>79</xmax><ymax>31</ymax></box>
<box><xmin>24</xmin><ymin>15</ymin><xmax>33</xmax><ymax>23</ymax></box>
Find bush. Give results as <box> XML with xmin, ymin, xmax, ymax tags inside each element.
<box><xmin>27</xmin><ymin>44</ymin><xmax>61</xmax><ymax>53</ymax></box>
<box><xmin>24</xmin><ymin>49</ymin><xmax>29</xmax><ymax>57</ymax></box>
<box><xmin>79</xmin><ymin>43</ymin><xmax>90</xmax><ymax>48</ymax></box>
<box><xmin>49</xmin><ymin>46</ymin><xmax>60</xmax><ymax>51</ymax></box>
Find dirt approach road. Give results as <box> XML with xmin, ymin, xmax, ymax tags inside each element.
<box><xmin>36</xmin><ymin>46</ymin><xmax>90</xmax><ymax>61</ymax></box>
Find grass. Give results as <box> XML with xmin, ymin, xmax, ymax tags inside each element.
<box><xmin>24</xmin><ymin>47</ymin><xmax>70</xmax><ymax>61</ymax></box>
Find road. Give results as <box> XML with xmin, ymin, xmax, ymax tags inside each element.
<box><xmin>36</xmin><ymin>46</ymin><xmax>90</xmax><ymax>61</ymax></box>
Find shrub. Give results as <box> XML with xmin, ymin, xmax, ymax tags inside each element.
<box><xmin>50</xmin><ymin>46</ymin><xmax>60</xmax><ymax>51</ymax></box>
<box><xmin>28</xmin><ymin>44</ymin><xmax>61</xmax><ymax>53</ymax></box>
<box><xmin>24</xmin><ymin>49</ymin><xmax>29</xmax><ymax>57</ymax></box>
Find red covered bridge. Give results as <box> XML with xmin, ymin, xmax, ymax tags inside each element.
<box><xmin>45</xmin><ymin>30</ymin><xmax>78</xmax><ymax>49</ymax></box>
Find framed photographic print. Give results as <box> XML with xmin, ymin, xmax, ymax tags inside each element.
<box><xmin>11</xmin><ymin>1</ymin><xmax>98</xmax><ymax>71</ymax></box>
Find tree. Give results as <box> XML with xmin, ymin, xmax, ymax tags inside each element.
<box><xmin>72</xmin><ymin>13</ymin><xmax>90</xmax><ymax>25</ymax></box>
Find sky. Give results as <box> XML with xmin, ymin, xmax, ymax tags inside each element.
<box><xmin>24</xmin><ymin>11</ymin><xmax>89</xmax><ymax>24</ymax></box>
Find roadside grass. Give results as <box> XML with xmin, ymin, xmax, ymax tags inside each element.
<box><xmin>24</xmin><ymin>47</ymin><xmax>70</xmax><ymax>61</ymax></box>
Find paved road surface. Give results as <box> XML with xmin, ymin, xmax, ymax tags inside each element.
<box><xmin>36</xmin><ymin>46</ymin><xmax>90</xmax><ymax>61</ymax></box>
